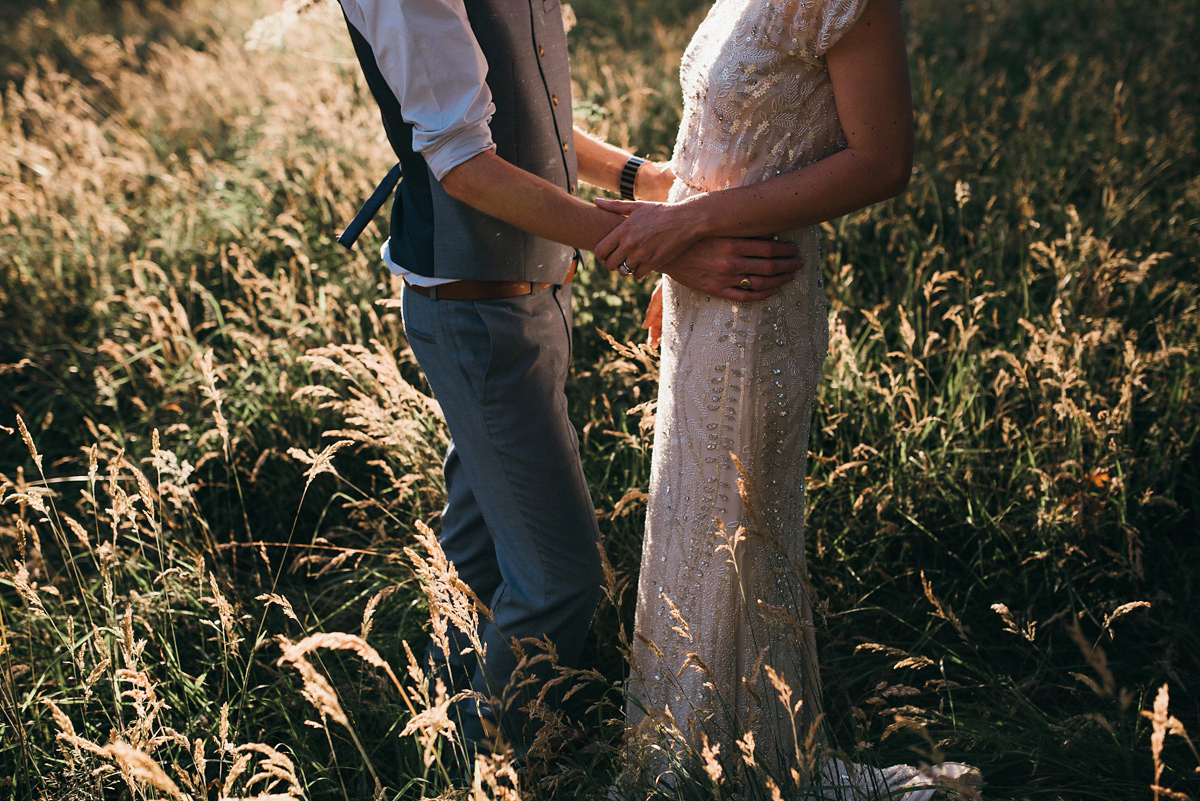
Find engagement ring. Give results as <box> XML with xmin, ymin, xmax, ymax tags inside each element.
<box><xmin>618</xmin><ymin>262</ymin><xmax>634</xmax><ymax>277</ymax></box>
<box><xmin>739</xmin><ymin>276</ymin><xmax>753</xmax><ymax>290</ymax></box>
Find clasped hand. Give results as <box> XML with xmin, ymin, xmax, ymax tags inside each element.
<box><xmin>593</xmin><ymin>196</ymin><xmax>800</xmax><ymax>303</ymax></box>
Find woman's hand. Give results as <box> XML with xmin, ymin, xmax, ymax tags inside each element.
<box><xmin>593</xmin><ymin>195</ymin><xmax>707</xmax><ymax>278</ymax></box>
<box><xmin>643</xmin><ymin>280</ymin><xmax>663</xmax><ymax>346</ymax></box>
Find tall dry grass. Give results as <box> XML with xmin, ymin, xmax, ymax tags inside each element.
<box><xmin>1</xmin><ymin>0</ymin><xmax>1198</xmax><ymax>799</ymax></box>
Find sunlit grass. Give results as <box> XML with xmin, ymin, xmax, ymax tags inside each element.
<box><xmin>1</xmin><ymin>0</ymin><xmax>1197</xmax><ymax>799</ymax></box>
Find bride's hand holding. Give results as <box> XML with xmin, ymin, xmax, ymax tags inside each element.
<box><xmin>593</xmin><ymin>195</ymin><xmax>706</xmax><ymax>278</ymax></box>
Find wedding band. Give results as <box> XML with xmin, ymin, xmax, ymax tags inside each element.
<box><xmin>739</xmin><ymin>276</ymin><xmax>753</xmax><ymax>290</ymax></box>
<box><xmin>618</xmin><ymin>262</ymin><xmax>634</xmax><ymax>277</ymax></box>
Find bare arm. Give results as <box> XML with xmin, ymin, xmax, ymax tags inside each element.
<box><xmin>573</xmin><ymin>127</ymin><xmax>675</xmax><ymax>201</ymax></box>
<box><xmin>441</xmin><ymin>148</ymin><xmax>620</xmax><ymax>252</ymax></box>
<box><xmin>442</xmin><ymin>142</ymin><xmax>803</xmax><ymax>299</ymax></box>
<box><xmin>593</xmin><ymin>0</ymin><xmax>914</xmax><ymax>278</ymax></box>
<box><xmin>440</xmin><ymin>127</ymin><xmax>681</xmax><ymax>249</ymax></box>
<box><xmin>342</xmin><ymin>0</ymin><xmax>795</xmax><ymax>297</ymax></box>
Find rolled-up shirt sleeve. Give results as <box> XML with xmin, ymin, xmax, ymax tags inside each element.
<box><xmin>339</xmin><ymin>0</ymin><xmax>495</xmax><ymax>180</ymax></box>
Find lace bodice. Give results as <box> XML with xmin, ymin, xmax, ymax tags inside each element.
<box><xmin>671</xmin><ymin>0</ymin><xmax>866</xmax><ymax>193</ymax></box>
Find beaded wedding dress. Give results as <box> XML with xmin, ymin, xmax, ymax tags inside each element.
<box><xmin>623</xmin><ymin>0</ymin><xmax>980</xmax><ymax>797</ymax></box>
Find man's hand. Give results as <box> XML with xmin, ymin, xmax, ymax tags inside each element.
<box><xmin>658</xmin><ymin>236</ymin><xmax>801</xmax><ymax>301</ymax></box>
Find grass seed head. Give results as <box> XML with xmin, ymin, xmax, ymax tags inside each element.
<box><xmin>103</xmin><ymin>741</ymin><xmax>187</xmax><ymax>800</ymax></box>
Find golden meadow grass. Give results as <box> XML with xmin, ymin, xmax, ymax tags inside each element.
<box><xmin>1</xmin><ymin>0</ymin><xmax>1198</xmax><ymax>799</ymax></box>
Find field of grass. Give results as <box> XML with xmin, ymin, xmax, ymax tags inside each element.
<box><xmin>1</xmin><ymin>0</ymin><xmax>1198</xmax><ymax>799</ymax></box>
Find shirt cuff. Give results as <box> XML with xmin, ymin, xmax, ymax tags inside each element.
<box><xmin>420</xmin><ymin>122</ymin><xmax>495</xmax><ymax>181</ymax></box>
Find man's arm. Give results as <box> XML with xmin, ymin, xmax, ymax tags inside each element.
<box><xmin>441</xmin><ymin>149</ymin><xmax>619</xmax><ymax>252</ymax></box>
<box><xmin>341</xmin><ymin>0</ymin><xmax>799</xmax><ymax>299</ymax></box>
<box><xmin>338</xmin><ymin>0</ymin><xmax>496</xmax><ymax>180</ymax></box>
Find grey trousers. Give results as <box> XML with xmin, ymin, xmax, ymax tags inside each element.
<box><xmin>400</xmin><ymin>283</ymin><xmax>603</xmax><ymax>757</ymax></box>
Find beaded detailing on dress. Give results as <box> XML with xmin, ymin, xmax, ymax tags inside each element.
<box><xmin>670</xmin><ymin>0</ymin><xmax>867</xmax><ymax>196</ymax></box>
<box><xmin>626</xmin><ymin>219</ymin><xmax>827</xmax><ymax>778</ymax></box>
<box><xmin>623</xmin><ymin>0</ymin><xmax>982</xmax><ymax>796</ymax></box>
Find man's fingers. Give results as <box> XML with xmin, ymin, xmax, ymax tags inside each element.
<box><xmin>752</xmin><ymin>271</ymin><xmax>797</xmax><ymax>289</ymax></box>
<box><xmin>719</xmin><ymin>236</ymin><xmax>800</xmax><ymax>260</ymax></box>
<box><xmin>703</xmin><ymin>242</ymin><xmax>803</xmax><ymax>277</ymax></box>
<box><xmin>594</xmin><ymin>197</ymin><xmax>639</xmax><ymax>213</ymax></box>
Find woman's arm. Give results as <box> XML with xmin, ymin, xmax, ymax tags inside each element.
<box><xmin>592</xmin><ymin>0</ymin><xmax>913</xmax><ymax>277</ymax></box>
<box><xmin>573</xmin><ymin>127</ymin><xmax>675</xmax><ymax>202</ymax></box>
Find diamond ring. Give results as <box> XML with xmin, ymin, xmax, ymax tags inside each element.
<box><xmin>618</xmin><ymin>262</ymin><xmax>634</xmax><ymax>277</ymax></box>
<box><xmin>739</xmin><ymin>276</ymin><xmax>753</xmax><ymax>290</ymax></box>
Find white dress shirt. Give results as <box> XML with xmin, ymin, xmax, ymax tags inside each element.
<box><xmin>338</xmin><ymin>0</ymin><xmax>499</xmax><ymax>283</ymax></box>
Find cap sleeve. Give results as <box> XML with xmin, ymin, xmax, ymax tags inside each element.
<box><xmin>799</xmin><ymin>0</ymin><xmax>870</xmax><ymax>59</ymax></box>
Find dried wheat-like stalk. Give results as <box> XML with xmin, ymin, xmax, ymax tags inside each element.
<box><xmin>594</xmin><ymin>539</ymin><xmax>637</xmax><ymax>665</ymax></box>
<box><xmin>219</xmin><ymin>702</ymin><xmax>232</xmax><ymax>749</ymax></box>
<box><xmin>11</xmin><ymin>562</ymin><xmax>50</xmax><ymax>619</ymax></box>
<box><xmin>736</xmin><ymin>730</ymin><xmax>757</xmax><ymax>768</ymax></box>
<box><xmin>275</xmin><ymin>639</ymin><xmax>350</xmax><ymax>729</ymax></box>
<box><xmin>1065</xmin><ymin>618</ymin><xmax>1116</xmax><ymax>698</ymax></box>
<box><xmin>399</xmin><ymin>685</ymin><xmax>460</xmax><ymax>769</ymax></box>
<box><xmin>360</xmin><ymin>585</ymin><xmax>397</xmax><ymax>641</ymax></box>
<box><xmin>600</xmin><ymin>487</ymin><xmax>650</xmax><ymax>521</ymax></box>
<box><xmin>404</xmin><ymin>520</ymin><xmax>490</xmax><ymax>663</ymax></box>
<box><xmin>44</xmin><ymin>699</ymin><xmax>86</xmax><ymax>759</ymax></box>
<box><xmin>279</xmin><ymin>631</ymin><xmax>402</xmax><ymax>693</ymax></box>
<box><xmin>225</xmin><ymin>742</ymin><xmax>306</xmax><ymax>800</ymax></box>
<box><xmin>700</xmin><ymin>732</ymin><xmax>724</xmax><ymax>785</ymax></box>
<box><xmin>103</xmin><ymin>740</ymin><xmax>187</xmax><ymax>800</ymax></box>
<box><xmin>1142</xmin><ymin>684</ymin><xmax>1197</xmax><ymax>801</ymax></box>
<box><xmin>920</xmin><ymin>571</ymin><xmax>969</xmax><ymax>643</ymax></box>
<box><xmin>274</xmin><ymin>633</ymin><xmax>395</xmax><ymax>792</ymax></box>
<box><xmin>206</xmin><ymin>573</ymin><xmax>243</xmax><ymax>650</ymax></box>
<box><xmin>635</xmin><ymin>630</ymin><xmax>666</xmax><ymax>662</ymax></box>
<box><xmin>257</xmin><ymin>593</ymin><xmax>301</xmax><ymax>624</ymax></box>
<box><xmin>1102</xmin><ymin>600</ymin><xmax>1151</xmax><ymax>638</ymax></box>
<box><xmin>991</xmin><ymin>602</ymin><xmax>1038</xmax><ymax>643</ymax></box>
<box><xmin>594</xmin><ymin>327</ymin><xmax>661</xmax><ymax>385</ymax></box>
<box><xmin>854</xmin><ymin>642</ymin><xmax>908</xmax><ymax>659</ymax></box>
<box><xmin>286</xmin><ymin>440</ymin><xmax>354</xmax><ymax>493</ymax></box>
<box><xmin>222</xmin><ymin>751</ymin><xmax>255</xmax><ymax>799</ymax></box>
<box><xmin>660</xmin><ymin>591</ymin><xmax>692</xmax><ymax>642</ymax></box>
<box><xmin>470</xmin><ymin>748</ymin><xmax>521</xmax><ymax>801</ymax></box>
<box><xmin>197</xmin><ymin>348</ymin><xmax>231</xmax><ymax>460</ymax></box>
<box><xmin>16</xmin><ymin>416</ymin><xmax>43</xmax><ymax>473</ymax></box>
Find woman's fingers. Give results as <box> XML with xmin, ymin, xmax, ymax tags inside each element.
<box><xmin>643</xmin><ymin>282</ymin><xmax>664</xmax><ymax>345</ymax></box>
<box><xmin>594</xmin><ymin>197</ymin><xmax>641</xmax><ymax>214</ymax></box>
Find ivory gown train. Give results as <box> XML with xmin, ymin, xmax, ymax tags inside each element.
<box><xmin>624</xmin><ymin>0</ymin><xmax>981</xmax><ymax>796</ymax></box>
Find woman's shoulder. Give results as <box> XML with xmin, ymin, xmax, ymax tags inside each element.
<box><xmin>770</xmin><ymin>0</ymin><xmax>870</xmax><ymax>58</ymax></box>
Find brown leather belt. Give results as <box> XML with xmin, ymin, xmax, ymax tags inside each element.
<box><xmin>404</xmin><ymin>260</ymin><xmax>576</xmax><ymax>300</ymax></box>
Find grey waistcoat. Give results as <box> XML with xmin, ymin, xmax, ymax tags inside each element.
<box><xmin>344</xmin><ymin>0</ymin><xmax>578</xmax><ymax>282</ymax></box>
